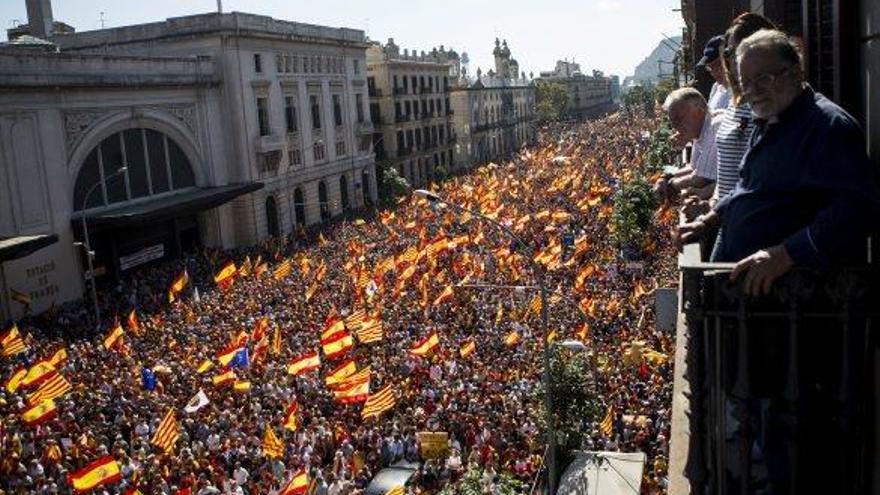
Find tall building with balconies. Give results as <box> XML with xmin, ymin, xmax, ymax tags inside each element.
<box><xmin>366</xmin><ymin>39</ymin><xmax>460</xmax><ymax>187</ymax></box>
<box><xmin>536</xmin><ymin>62</ymin><xmax>616</xmax><ymax>119</ymax></box>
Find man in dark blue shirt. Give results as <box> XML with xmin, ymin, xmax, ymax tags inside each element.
<box><xmin>679</xmin><ymin>29</ymin><xmax>880</xmax><ymax>295</ymax></box>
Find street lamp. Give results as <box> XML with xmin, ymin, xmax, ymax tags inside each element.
<box><xmin>79</xmin><ymin>166</ymin><xmax>127</xmax><ymax>330</ymax></box>
<box><xmin>413</xmin><ymin>189</ymin><xmax>560</xmax><ymax>494</ymax></box>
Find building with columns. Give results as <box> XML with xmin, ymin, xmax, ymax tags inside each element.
<box><xmin>0</xmin><ymin>0</ymin><xmax>376</xmax><ymax>321</ymax></box>
<box><xmin>366</xmin><ymin>39</ymin><xmax>461</xmax><ymax>186</ymax></box>
<box><xmin>450</xmin><ymin>39</ymin><xmax>537</xmax><ymax>169</ymax></box>
<box><xmin>536</xmin><ymin>60</ymin><xmax>617</xmax><ymax>119</ymax></box>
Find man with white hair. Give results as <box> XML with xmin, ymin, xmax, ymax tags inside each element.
<box><xmin>653</xmin><ymin>87</ymin><xmax>719</xmax><ymax>202</ymax></box>
<box><xmin>680</xmin><ymin>29</ymin><xmax>880</xmax><ymax>295</ymax></box>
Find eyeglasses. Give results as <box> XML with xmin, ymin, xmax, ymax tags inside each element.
<box><xmin>739</xmin><ymin>65</ymin><xmax>794</xmax><ymax>93</ymax></box>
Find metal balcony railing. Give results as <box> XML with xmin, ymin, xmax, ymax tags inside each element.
<box><xmin>676</xmin><ymin>241</ymin><xmax>880</xmax><ymax>495</ymax></box>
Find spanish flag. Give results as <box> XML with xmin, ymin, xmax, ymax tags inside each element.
<box><xmin>330</xmin><ymin>366</ymin><xmax>371</xmax><ymax>390</ymax></box>
<box><xmin>127</xmin><ymin>310</ymin><xmax>141</xmax><ymax>335</ymax></box>
<box><xmin>150</xmin><ymin>409</ymin><xmax>179</xmax><ymax>453</ymax></box>
<box><xmin>282</xmin><ymin>403</ymin><xmax>299</xmax><ymax>431</ymax></box>
<box><xmin>361</xmin><ymin>385</ymin><xmax>396</xmax><ymax>420</ymax></box>
<box><xmin>233</xmin><ymin>380</ymin><xmax>252</xmax><ymax>393</ymax></box>
<box><xmin>321</xmin><ymin>331</ymin><xmax>353</xmax><ymax>360</ymax></box>
<box><xmin>262</xmin><ymin>427</ymin><xmax>285</xmax><ymax>459</ymax></box>
<box><xmin>5</xmin><ymin>367</ymin><xmax>27</xmax><ymax>393</ymax></box>
<box><xmin>278</xmin><ymin>470</ymin><xmax>309</xmax><ymax>495</ymax></box>
<box><xmin>168</xmin><ymin>270</ymin><xmax>189</xmax><ymax>303</ymax></box>
<box><xmin>196</xmin><ymin>359</ymin><xmax>214</xmax><ymax>373</ymax></box>
<box><xmin>432</xmin><ymin>285</ymin><xmax>454</xmax><ymax>307</ymax></box>
<box><xmin>459</xmin><ymin>341</ymin><xmax>476</xmax><ymax>358</ymax></box>
<box><xmin>68</xmin><ymin>456</ymin><xmax>122</xmax><ymax>493</ymax></box>
<box><xmin>238</xmin><ymin>255</ymin><xmax>252</xmax><ymax>277</ymax></box>
<box><xmin>409</xmin><ymin>331</ymin><xmax>439</xmax><ymax>357</ymax></box>
<box><xmin>324</xmin><ymin>359</ymin><xmax>356</xmax><ymax>386</ymax></box>
<box><xmin>21</xmin><ymin>359</ymin><xmax>55</xmax><ymax>389</ymax></box>
<box><xmin>103</xmin><ymin>323</ymin><xmax>124</xmax><ymax>350</ymax></box>
<box><xmin>321</xmin><ymin>316</ymin><xmax>346</xmax><ymax>341</ymax></box>
<box><xmin>21</xmin><ymin>398</ymin><xmax>57</xmax><ymax>427</ymax></box>
<box><xmin>212</xmin><ymin>369</ymin><xmax>235</xmax><ymax>387</ymax></box>
<box><xmin>287</xmin><ymin>352</ymin><xmax>321</xmax><ymax>376</ymax></box>
<box><xmin>504</xmin><ymin>330</ymin><xmax>521</xmax><ymax>347</ymax></box>
<box><xmin>48</xmin><ymin>347</ymin><xmax>68</xmax><ymax>368</ymax></box>
<box><xmin>333</xmin><ymin>379</ymin><xmax>370</xmax><ymax>404</ymax></box>
<box><xmin>214</xmin><ymin>261</ymin><xmax>238</xmax><ymax>290</ymax></box>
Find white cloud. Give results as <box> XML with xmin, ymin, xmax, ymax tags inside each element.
<box><xmin>596</xmin><ymin>0</ymin><xmax>622</xmax><ymax>12</ymax></box>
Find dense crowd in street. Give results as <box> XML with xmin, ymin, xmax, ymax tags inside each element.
<box><xmin>0</xmin><ymin>111</ymin><xmax>679</xmax><ymax>495</ymax></box>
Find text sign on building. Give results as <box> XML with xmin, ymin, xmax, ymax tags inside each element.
<box><xmin>119</xmin><ymin>244</ymin><xmax>165</xmax><ymax>271</ymax></box>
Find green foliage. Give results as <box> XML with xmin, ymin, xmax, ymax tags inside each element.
<box><xmin>378</xmin><ymin>163</ymin><xmax>411</xmax><ymax>206</ymax></box>
<box><xmin>437</xmin><ymin>466</ymin><xmax>528</xmax><ymax>495</ymax></box>
<box><xmin>644</xmin><ymin>122</ymin><xmax>677</xmax><ymax>172</ymax></box>
<box><xmin>611</xmin><ymin>178</ymin><xmax>658</xmax><ymax>248</ymax></box>
<box><xmin>534</xmin><ymin>348</ymin><xmax>602</xmax><ymax>466</ymax></box>
<box><xmin>653</xmin><ymin>77</ymin><xmax>677</xmax><ymax>105</ymax></box>
<box><xmin>621</xmin><ymin>84</ymin><xmax>654</xmax><ymax>111</ymax></box>
<box><xmin>535</xmin><ymin>81</ymin><xmax>569</xmax><ymax>122</ymax></box>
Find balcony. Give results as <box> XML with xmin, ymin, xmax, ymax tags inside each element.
<box><xmin>368</xmin><ymin>88</ymin><xmax>383</xmax><ymax>97</ymax></box>
<box><xmin>393</xmin><ymin>87</ymin><xmax>407</xmax><ymax>96</ymax></box>
<box><xmin>355</xmin><ymin>121</ymin><xmax>374</xmax><ymax>135</ymax></box>
<box><xmin>671</xmin><ymin>238</ymin><xmax>880</xmax><ymax>494</ymax></box>
<box><xmin>254</xmin><ymin>133</ymin><xmax>286</xmax><ymax>154</ymax></box>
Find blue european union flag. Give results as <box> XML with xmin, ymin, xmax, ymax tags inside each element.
<box><xmin>141</xmin><ymin>367</ymin><xmax>157</xmax><ymax>391</ymax></box>
<box><xmin>230</xmin><ymin>348</ymin><xmax>249</xmax><ymax>368</ymax></box>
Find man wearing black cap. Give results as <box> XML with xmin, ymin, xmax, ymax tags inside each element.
<box><xmin>696</xmin><ymin>35</ymin><xmax>731</xmax><ymax>113</ymax></box>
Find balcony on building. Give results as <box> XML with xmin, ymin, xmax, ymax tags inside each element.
<box><xmin>254</xmin><ymin>133</ymin><xmax>286</xmax><ymax>154</ymax></box>
<box><xmin>355</xmin><ymin>121</ymin><xmax>373</xmax><ymax>135</ymax></box>
<box><xmin>393</xmin><ymin>86</ymin><xmax>407</xmax><ymax>96</ymax></box>
<box><xmin>369</xmin><ymin>87</ymin><xmax>383</xmax><ymax>97</ymax></box>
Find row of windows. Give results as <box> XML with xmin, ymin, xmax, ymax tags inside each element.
<box><xmin>397</xmin><ymin>150</ymin><xmax>454</xmax><ymax>184</ymax></box>
<box><xmin>390</xmin><ymin>74</ymin><xmax>450</xmax><ymax>95</ymax></box>
<box><xmin>395</xmin><ymin>123</ymin><xmax>452</xmax><ymax>151</ymax></box>
<box><xmin>254</xmin><ymin>53</ymin><xmax>360</xmax><ymax>76</ymax></box>
<box><xmin>256</xmin><ymin>92</ymin><xmax>365</xmax><ymax>137</ymax></box>
<box><xmin>394</xmin><ymin>97</ymin><xmax>450</xmax><ymax>120</ymax></box>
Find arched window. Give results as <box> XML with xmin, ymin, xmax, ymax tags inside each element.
<box><xmin>265</xmin><ymin>196</ymin><xmax>280</xmax><ymax>237</ymax></box>
<box><xmin>318</xmin><ymin>181</ymin><xmax>330</xmax><ymax>221</ymax></box>
<box><xmin>339</xmin><ymin>175</ymin><xmax>350</xmax><ymax>212</ymax></box>
<box><xmin>294</xmin><ymin>187</ymin><xmax>305</xmax><ymax>226</ymax></box>
<box><xmin>74</xmin><ymin>128</ymin><xmax>195</xmax><ymax>211</ymax></box>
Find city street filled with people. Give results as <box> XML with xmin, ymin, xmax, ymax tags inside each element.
<box><xmin>1</xmin><ymin>111</ymin><xmax>679</xmax><ymax>495</ymax></box>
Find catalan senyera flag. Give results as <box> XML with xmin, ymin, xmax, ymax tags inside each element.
<box><xmin>459</xmin><ymin>341</ymin><xmax>476</xmax><ymax>359</ymax></box>
<box><xmin>2</xmin><ymin>333</ymin><xmax>28</xmax><ymax>357</ymax></box>
<box><xmin>273</xmin><ymin>259</ymin><xmax>293</xmax><ymax>281</ymax></box>
<box><xmin>527</xmin><ymin>295</ymin><xmax>543</xmax><ymax>316</ymax></box>
<box><xmin>127</xmin><ymin>309</ymin><xmax>141</xmax><ymax>335</ymax></box>
<box><xmin>333</xmin><ymin>379</ymin><xmax>370</xmax><ymax>404</ymax></box>
<box><xmin>287</xmin><ymin>352</ymin><xmax>321</xmax><ymax>376</ymax></box>
<box><xmin>409</xmin><ymin>331</ymin><xmax>439</xmax><ymax>357</ymax></box>
<box><xmin>321</xmin><ymin>331</ymin><xmax>353</xmax><ymax>360</ymax></box>
<box><xmin>103</xmin><ymin>323</ymin><xmax>124</xmax><ymax>351</ymax></box>
<box><xmin>48</xmin><ymin>347</ymin><xmax>68</xmax><ymax>368</ymax></box>
<box><xmin>27</xmin><ymin>372</ymin><xmax>71</xmax><ymax>405</ymax></box>
<box><xmin>361</xmin><ymin>384</ymin><xmax>396</xmax><ymax>420</ymax></box>
<box><xmin>504</xmin><ymin>330</ymin><xmax>521</xmax><ymax>347</ymax></box>
<box><xmin>1</xmin><ymin>323</ymin><xmax>20</xmax><ymax>346</ymax></box>
<box><xmin>212</xmin><ymin>369</ymin><xmax>236</xmax><ymax>387</ymax></box>
<box><xmin>330</xmin><ymin>366</ymin><xmax>371</xmax><ymax>390</ymax></box>
<box><xmin>432</xmin><ymin>285</ymin><xmax>454</xmax><ymax>307</ymax></box>
<box><xmin>168</xmin><ymin>270</ymin><xmax>189</xmax><ymax>303</ymax></box>
<box><xmin>68</xmin><ymin>455</ymin><xmax>122</xmax><ymax>493</ymax></box>
<box><xmin>354</xmin><ymin>318</ymin><xmax>383</xmax><ymax>344</ymax></box>
<box><xmin>196</xmin><ymin>359</ymin><xmax>214</xmax><ymax>373</ymax></box>
<box><xmin>599</xmin><ymin>405</ymin><xmax>614</xmax><ymax>437</ymax></box>
<box><xmin>271</xmin><ymin>327</ymin><xmax>282</xmax><ymax>356</ymax></box>
<box><xmin>21</xmin><ymin>398</ymin><xmax>57</xmax><ymax>427</ymax></box>
<box><xmin>278</xmin><ymin>470</ymin><xmax>309</xmax><ymax>495</ymax></box>
<box><xmin>214</xmin><ymin>261</ymin><xmax>238</xmax><ymax>290</ymax></box>
<box><xmin>5</xmin><ymin>367</ymin><xmax>27</xmax><ymax>393</ymax></box>
<box><xmin>324</xmin><ymin>359</ymin><xmax>357</xmax><ymax>386</ymax></box>
<box><xmin>253</xmin><ymin>317</ymin><xmax>269</xmax><ymax>342</ymax></box>
<box><xmin>151</xmin><ymin>409</ymin><xmax>179</xmax><ymax>453</ymax></box>
<box><xmin>262</xmin><ymin>427</ymin><xmax>285</xmax><ymax>459</ymax></box>
<box><xmin>283</xmin><ymin>403</ymin><xmax>299</xmax><ymax>431</ymax></box>
<box><xmin>321</xmin><ymin>316</ymin><xmax>346</xmax><ymax>341</ymax></box>
<box><xmin>344</xmin><ymin>308</ymin><xmax>367</xmax><ymax>331</ymax></box>
<box><xmin>237</xmin><ymin>255</ymin><xmax>252</xmax><ymax>277</ymax></box>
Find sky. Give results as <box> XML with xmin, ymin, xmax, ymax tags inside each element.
<box><xmin>1</xmin><ymin>0</ymin><xmax>684</xmax><ymax>78</ymax></box>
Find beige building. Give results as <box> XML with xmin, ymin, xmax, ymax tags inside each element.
<box><xmin>366</xmin><ymin>39</ymin><xmax>460</xmax><ymax>186</ymax></box>
<box><xmin>450</xmin><ymin>39</ymin><xmax>537</xmax><ymax>168</ymax></box>
<box><xmin>0</xmin><ymin>0</ymin><xmax>376</xmax><ymax>321</ymax></box>
<box><xmin>536</xmin><ymin>60</ymin><xmax>616</xmax><ymax>119</ymax></box>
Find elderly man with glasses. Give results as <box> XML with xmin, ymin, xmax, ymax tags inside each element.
<box><xmin>679</xmin><ymin>29</ymin><xmax>880</xmax><ymax>295</ymax></box>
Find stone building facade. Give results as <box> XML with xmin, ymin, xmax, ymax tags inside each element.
<box><xmin>450</xmin><ymin>39</ymin><xmax>537</xmax><ymax>169</ymax></box>
<box><xmin>366</xmin><ymin>39</ymin><xmax>460</xmax><ymax>186</ymax></box>
<box><xmin>536</xmin><ymin>61</ymin><xmax>616</xmax><ymax>119</ymax></box>
<box><xmin>0</xmin><ymin>1</ymin><xmax>377</xmax><ymax>321</ymax></box>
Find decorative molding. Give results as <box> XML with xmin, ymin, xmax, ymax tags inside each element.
<box><xmin>64</xmin><ymin>103</ymin><xmax>198</xmax><ymax>156</ymax></box>
<box><xmin>63</xmin><ymin>110</ymin><xmax>106</xmax><ymax>152</ymax></box>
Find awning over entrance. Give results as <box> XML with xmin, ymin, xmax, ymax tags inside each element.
<box><xmin>72</xmin><ymin>183</ymin><xmax>263</xmax><ymax>229</ymax></box>
<box><xmin>0</xmin><ymin>234</ymin><xmax>59</xmax><ymax>262</ymax></box>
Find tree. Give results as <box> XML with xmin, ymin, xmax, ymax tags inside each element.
<box><xmin>535</xmin><ymin>81</ymin><xmax>569</xmax><ymax>122</ymax></box>
<box><xmin>653</xmin><ymin>77</ymin><xmax>677</xmax><ymax>106</ymax></box>
<box><xmin>377</xmin><ymin>164</ymin><xmax>410</xmax><ymax>206</ymax></box>
<box><xmin>437</xmin><ymin>467</ymin><xmax>527</xmax><ymax>495</ymax></box>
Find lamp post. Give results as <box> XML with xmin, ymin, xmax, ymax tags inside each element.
<box><xmin>413</xmin><ymin>188</ymin><xmax>559</xmax><ymax>494</ymax></box>
<box><xmin>79</xmin><ymin>166</ymin><xmax>127</xmax><ymax>330</ymax></box>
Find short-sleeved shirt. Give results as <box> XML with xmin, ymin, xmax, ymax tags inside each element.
<box><xmin>713</xmin><ymin>102</ymin><xmax>755</xmax><ymax>201</ymax></box>
<box><xmin>691</xmin><ymin>113</ymin><xmax>721</xmax><ymax>181</ymax></box>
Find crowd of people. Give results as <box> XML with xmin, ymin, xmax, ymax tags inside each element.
<box><xmin>1</xmin><ymin>111</ymin><xmax>680</xmax><ymax>495</ymax></box>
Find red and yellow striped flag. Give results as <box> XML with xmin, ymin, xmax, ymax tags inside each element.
<box><xmin>273</xmin><ymin>259</ymin><xmax>293</xmax><ymax>280</ymax></box>
<box><xmin>262</xmin><ymin>427</ymin><xmax>285</xmax><ymax>459</ymax></box>
<box><xmin>214</xmin><ymin>261</ymin><xmax>238</xmax><ymax>289</ymax></box>
<box><xmin>321</xmin><ymin>331</ymin><xmax>353</xmax><ymax>360</ymax></box>
<box><xmin>151</xmin><ymin>409</ymin><xmax>179</xmax><ymax>453</ymax></box>
<box><xmin>599</xmin><ymin>405</ymin><xmax>614</xmax><ymax>437</ymax></box>
<box><xmin>459</xmin><ymin>341</ymin><xmax>476</xmax><ymax>358</ymax></box>
<box><xmin>68</xmin><ymin>456</ymin><xmax>122</xmax><ymax>493</ymax></box>
<box><xmin>409</xmin><ymin>331</ymin><xmax>439</xmax><ymax>357</ymax></box>
<box><xmin>21</xmin><ymin>398</ymin><xmax>57</xmax><ymax>427</ymax></box>
<box><xmin>1</xmin><ymin>323</ymin><xmax>28</xmax><ymax>357</ymax></box>
<box><xmin>271</xmin><ymin>326</ymin><xmax>282</xmax><ymax>356</ymax></box>
<box><xmin>287</xmin><ymin>352</ymin><xmax>321</xmax><ymax>376</ymax></box>
<box><xmin>321</xmin><ymin>316</ymin><xmax>346</xmax><ymax>341</ymax></box>
<box><xmin>28</xmin><ymin>372</ymin><xmax>71</xmax><ymax>405</ymax></box>
<box><xmin>127</xmin><ymin>310</ymin><xmax>141</xmax><ymax>335</ymax></box>
<box><xmin>386</xmin><ymin>485</ymin><xmax>405</xmax><ymax>495</ymax></box>
<box><xmin>330</xmin><ymin>366</ymin><xmax>371</xmax><ymax>390</ymax></box>
<box><xmin>103</xmin><ymin>323</ymin><xmax>124</xmax><ymax>351</ymax></box>
<box><xmin>282</xmin><ymin>403</ymin><xmax>299</xmax><ymax>431</ymax></box>
<box><xmin>5</xmin><ymin>367</ymin><xmax>27</xmax><ymax>393</ymax></box>
<box><xmin>168</xmin><ymin>270</ymin><xmax>189</xmax><ymax>303</ymax></box>
<box><xmin>48</xmin><ymin>348</ymin><xmax>68</xmax><ymax>368</ymax></box>
<box><xmin>361</xmin><ymin>385</ymin><xmax>396</xmax><ymax>420</ymax></box>
<box><xmin>344</xmin><ymin>308</ymin><xmax>367</xmax><ymax>331</ymax></box>
<box><xmin>432</xmin><ymin>285</ymin><xmax>454</xmax><ymax>307</ymax></box>
<box><xmin>212</xmin><ymin>369</ymin><xmax>236</xmax><ymax>387</ymax></box>
<box><xmin>504</xmin><ymin>330</ymin><xmax>521</xmax><ymax>347</ymax></box>
<box><xmin>21</xmin><ymin>359</ymin><xmax>55</xmax><ymax>389</ymax></box>
<box><xmin>355</xmin><ymin>318</ymin><xmax>383</xmax><ymax>344</ymax></box>
<box><xmin>278</xmin><ymin>470</ymin><xmax>309</xmax><ymax>495</ymax></box>
<box><xmin>196</xmin><ymin>359</ymin><xmax>214</xmax><ymax>374</ymax></box>
<box><xmin>333</xmin><ymin>379</ymin><xmax>370</xmax><ymax>404</ymax></box>
<box><xmin>325</xmin><ymin>359</ymin><xmax>357</xmax><ymax>386</ymax></box>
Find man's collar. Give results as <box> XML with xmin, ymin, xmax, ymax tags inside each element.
<box><xmin>755</xmin><ymin>83</ymin><xmax>813</xmax><ymax>127</ymax></box>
